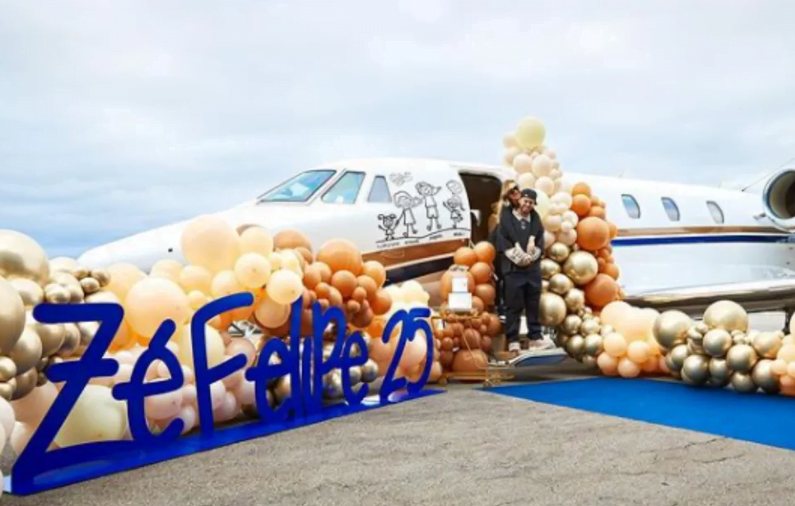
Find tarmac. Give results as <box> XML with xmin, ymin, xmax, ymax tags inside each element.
<box><xmin>4</xmin><ymin>312</ymin><xmax>795</xmax><ymax>506</ymax></box>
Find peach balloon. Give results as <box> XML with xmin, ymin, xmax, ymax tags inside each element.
<box><xmin>570</xmin><ymin>195</ymin><xmax>592</xmax><ymax>217</ymax></box>
<box><xmin>0</xmin><ymin>397</ymin><xmax>16</xmax><ymax>438</ymax></box>
<box><xmin>576</xmin><ymin>217</ymin><xmax>610</xmax><ymax>251</ymax></box>
<box><xmin>10</xmin><ymin>422</ymin><xmax>35</xmax><ymax>455</ymax></box>
<box><xmin>778</xmin><ymin>344</ymin><xmax>795</xmax><ymax>362</ymax></box>
<box><xmin>454</xmin><ymin>247</ymin><xmax>478</xmax><ymax>267</ymax></box>
<box><xmin>603</xmin><ymin>332</ymin><xmax>627</xmax><ymax>358</ymax></box>
<box><xmin>617</xmin><ymin>358</ymin><xmax>641</xmax><ymax>378</ymax></box>
<box><xmin>627</xmin><ymin>341</ymin><xmax>651</xmax><ymax>364</ymax></box>
<box><xmin>599</xmin><ymin>301</ymin><xmax>631</xmax><ymax>328</ymax></box>
<box><xmin>11</xmin><ymin>382</ymin><xmax>57</xmax><ymax>425</ymax></box>
<box><xmin>641</xmin><ymin>357</ymin><xmax>658</xmax><ymax>373</ymax></box>
<box><xmin>572</xmin><ymin>182</ymin><xmax>591</xmax><ymax>197</ymax></box>
<box><xmin>211</xmin><ymin>270</ymin><xmax>245</xmax><ymax>299</ymax></box>
<box><xmin>239</xmin><ymin>226</ymin><xmax>275</xmax><ymax>258</ymax></box>
<box><xmin>188</xmin><ymin>290</ymin><xmax>210</xmax><ymax>311</ymax></box>
<box><xmin>362</xmin><ymin>261</ymin><xmax>387</xmax><ymax>287</ymax></box>
<box><xmin>150</xmin><ymin>259</ymin><xmax>183</xmax><ymax>284</ymax></box>
<box><xmin>234</xmin><ymin>253</ymin><xmax>272</xmax><ymax>289</ymax></box>
<box><xmin>266</xmin><ymin>269</ymin><xmax>304</xmax><ymax>305</ymax></box>
<box><xmin>233</xmin><ymin>377</ymin><xmax>256</xmax><ymax>406</ymax></box>
<box><xmin>125</xmin><ymin>277</ymin><xmax>191</xmax><ymax>337</ymax></box>
<box><xmin>105</xmin><ymin>263</ymin><xmax>146</xmax><ymax>301</ymax></box>
<box><xmin>773</xmin><ymin>359</ymin><xmax>788</xmax><ymax>375</ymax></box>
<box><xmin>180</xmin><ymin>215</ymin><xmax>241</xmax><ymax>273</ymax></box>
<box><xmin>172</xmin><ymin>324</ymin><xmax>226</xmax><ymax>370</ymax></box>
<box><xmin>226</xmin><ymin>338</ymin><xmax>257</xmax><ymax>367</ymax></box>
<box><xmin>253</xmin><ymin>292</ymin><xmax>291</xmax><ymax>329</ymax></box>
<box><xmin>597</xmin><ymin>352</ymin><xmax>618</xmax><ymax>376</ymax></box>
<box><xmin>400</xmin><ymin>333</ymin><xmax>428</xmax><ymax>370</ymax></box>
<box><xmin>179</xmin><ymin>265</ymin><xmax>213</xmax><ymax>294</ymax></box>
<box><xmin>145</xmin><ymin>388</ymin><xmax>184</xmax><ymax>421</ymax></box>
<box><xmin>317</xmin><ymin>238</ymin><xmax>363</xmax><ymax>275</ymax></box>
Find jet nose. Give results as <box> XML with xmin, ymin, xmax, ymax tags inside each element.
<box><xmin>77</xmin><ymin>245</ymin><xmax>113</xmax><ymax>270</ymax></box>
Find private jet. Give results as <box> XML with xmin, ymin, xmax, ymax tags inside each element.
<box><xmin>77</xmin><ymin>158</ymin><xmax>795</xmax><ymax>323</ymax></box>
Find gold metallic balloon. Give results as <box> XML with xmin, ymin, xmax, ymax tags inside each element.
<box><xmin>562</xmin><ymin>251</ymin><xmax>598</xmax><ymax>286</ymax></box>
<box><xmin>57</xmin><ymin>323</ymin><xmax>81</xmax><ymax>357</ymax></box>
<box><xmin>0</xmin><ymin>357</ymin><xmax>16</xmax><ymax>383</ymax></box>
<box><xmin>561</xmin><ymin>315</ymin><xmax>582</xmax><ymax>336</ymax></box>
<box><xmin>10</xmin><ymin>278</ymin><xmax>43</xmax><ymax>308</ymax></box>
<box><xmin>564</xmin><ymin>288</ymin><xmax>586</xmax><ymax>313</ymax></box>
<box><xmin>91</xmin><ymin>268</ymin><xmax>111</xmax><ymax>287</ymax></box>
<box><xmin>732</xmin><ymin>333</ymin><xmax>750</xmax><ymax>346</ymax></box>
<box><xmin>548</xmin><ymin>273</ymin><xmax>574</xmax><ymax>296</ymax></box>
<box><xmin>274</xmin><ymin>375</ymin><xmax>291</xmax><ymax>404</ymax></box>
<box><xmin>681</xmin><ymin>354</ymin><xmax>710</xmax><ymax>385</ymax></box>
<box><xmin>539</xmin><ymin>293</ymin><xmax>567</xmax><ymax>327</ymax></box>
<box><xmin>347</xmin><ymin>365</ymin><xmax>363</xmax><ymax>386</ymax></box>
<box><xmin>669</xmin><ymin>344</ymin><xmax>690</xmax><ymax>371</ymax></box>
<box><xmin>687</xmin><ymin>339</ymin><xmax>705</xmax><ymax>356</ymax></box>
<box><xmin>541</xmin><ymin>259</ymin><xmax>561</xmax><ymax>280</ymax></box>
<box><xmin>0</xmin><ymin>276</ymin><xmax>26</xmax><ymax>354</ymax></box>
<box><xmin>44</xmin><ymin>283</ymin><xmax>69</xmax><ymax>304</ymax></box>
<box><xmin>10</xmin><ymin>327</ymin><xmax>43</xmax><ymax>374</ymax></box>
<box><xmin>703</xmin><ymin>329</ymin><xmax>732</xmax><ymax>358</ymax></box>
<box><xmin>49</xmin><ymin>257</ymin><xmax>79</xmax><ymax>274</ymax></box>
<box><xmin>77</xmin><ymin>321</ymin><xmax>99</xmax><ymax>347</ymax></box>
<box><xmin>12</xmin><ymin>369</ymin><xmax>38</xmax><ymax>400</ymax></box>
<box><xmin>751</xmin><ymin>359</ymin><xmax>780</xmax><ymax>394</ymax></box>
<box><xmin>753</xmin><ymin>331</ymin><xmax>782</xmax><ymax>359</ymax></box>
<box><xmin>707</xmin><ymin>376</ymin><xmax>731</xmax><ymax>388</ymax></box>
<box><xmin>579</xmin><ymin>317</ymin><xmax>600</xmax><ymax>337</ymax></box>
<box><xmin>686</xmin><ymin>326</ymin><xmax>704</xmax><ymax>341</ymax></box>
<box><xmin>651</xmin><ymin>310</ymin><xmax>692</xmax><ymax>352</ymax></box>
<box><xmin>584</xmin><ymin>333</ymin><xmax>603</xmax><ymax>356</ymax></box>
<box><xmin>726</xmin><ymin>344</ymin><xmax>758</xmax><ymax>373</ymax></box>
<box><xmin>703</xmin><ymin>300</ymin><xmax>748</xmax><ymax>333</ymax></box>
<box><xmin>70</xmin><ymin>265</ymin><xmax>90</xmax><ymax>280</ymax></box>
<box><xmin>0</xmin><ymin>379</ymin><xmax>16</xmax><ymax>401</ymax></box>
<box><xmin>80</xmin><ymin>277</ymin><xmax>101</xmax><ymax>295</ymax></box>
<box><xmin>547</xmin><ymin>243</ymin><xmax>570</xmax><ymax>263</ymax></box>
<box><xmin>730</xmin><ymin>372</ymin><xmax>757</xmax><ymax>394</ymax></box>
<box><xmin>36</xmin><ymin>370</ymin><xmax>49</xmax><ymax>386</ymax></box>
<box><xmin>34</xmin><ymin>322</ymin><xmax>65</xmax><ymax>358</ymax></box>
<box><xmin>541</xmin><ymin>280</ymin><xmax>549</xmax><ymax>293</ymax></box>
<box><xmin>47</xmin><ymin>355</ymin><xmax>64</xmax><ymax>368</ymax></box>
<box><xmin>564</xmin><ymin>334</ymin><xmax>585</xmax><ymax>358</ymax></box>
<box><xmin>0</xmin><ymin>229</ymin><xmax>50</xmax><ymax>285</ymax></box>
<box><xmin>708</xmin><ymin>358</ymin><xmax>730</xmax><ymax>383</ymax></box>
<box><xmin>51</xmin><ymin>272</ymin><xmax>84</xmax><ymax>303</ymax></box>
<box><xmin>322</xmin><ymin>370</ymin><xmax>344</xmax><ymax>400</ymax></box>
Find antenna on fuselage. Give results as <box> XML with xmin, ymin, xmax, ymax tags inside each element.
<box><xmin>739</xmin><ymin>155</ymin><xmax>795</xmax><ymax>192</ymax></box>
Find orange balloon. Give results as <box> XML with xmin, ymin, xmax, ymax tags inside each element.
<box><xmin>585</xmin><ymin>274</ymin><xmax>620</xmax><ymax>308</ymax></box>
<box><xmin>362</xmin><ymin>260</ymin><xmax>387</xmax><ymax>287</ymax></box>
<box><xmin>470</xmin><ymin>262</ymin><xmax>492</xmax><ymax>284</ymax></box>
<box><xmin>273</xmin><ymin>229</ymin><xmax>312</xmax><ymax>253</ymax></box>
<box><xmin>571</xmin><ymin>195</ymin><xmax>592</xmax><ymax>217</ymax></box>
<box><xmin>590</xmin><ymin>195</ymin><xmax>602</xmax><ymax>206</ymax></box>
<box><xmin>453</xmin><ymin>247</ymin><xmax>478</xmax><ymax>267</ymax></box>
<box><xmin>370</xmin><ymin>288</ymin><xmax>393</xmax><ymax>315</ymax></box>
<box><xmin>330</xmin><ymin>270</ymin><xmax>357</xmax><ymax>298</ymax></box>
<box><xmin>317</xmin><ymin>239</ymin><xmax>363</xmax><ymax>275</ymax></box>
<box><xmin>603</xmin><ymin>263</ymin><xmax>620</xmax><ymax>280</ymax></box>
<box><xmin>576</xmin><ymin>217</ymin><xmax>611</xmax><ymax>251</ymax></box>
<box><xmin>473</xmin><ymin>242</ymin><xmax>496</xmax><ymax>265</ymax></box>
<box><xmin>572</xmin><ymin>182</ymin><xmax>592</xmax><ymax>197</ymax></box>
<box><xmin>586</xmin><ymin>205</ymin><xmax>606</xmax><ymax>219</ymax></box>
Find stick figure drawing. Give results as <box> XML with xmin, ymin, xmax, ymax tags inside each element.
<box><xmin>415</xmin><ymin>182</ymin><xmax>442</xmax><ymax>231</ymax></box>
<box><xmin>392</xmin><ymin>191</ymin><xmax>423</xmax><ymax>237</ymax></box>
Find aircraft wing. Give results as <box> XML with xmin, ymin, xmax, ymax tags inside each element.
<box><xmin>623</xmin><ymin>278</ymin><xmax>795</xmax><ymax>317</ymax></box>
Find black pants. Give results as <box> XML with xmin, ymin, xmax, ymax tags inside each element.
<box><xmin>504</xmin><ymin>270</ymin><xmax>543</xmax><ymax>343</ymax></box>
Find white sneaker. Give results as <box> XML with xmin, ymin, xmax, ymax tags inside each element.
<box><xmin>508</xmin><ymin>342</ymin><xmax>521</xmax><ymax>353</ymax></box>
<box><xmin>527</xmin><ymin>339</ymin><xmax>555</xmax><ymax>350</ymax></box>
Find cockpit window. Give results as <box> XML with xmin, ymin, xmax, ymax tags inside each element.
<box><xmin>257</xmin><ymin>170</ymin><xmax>336</xmax><ymax>203</ymax></box>
<box><xmin>322</xmin><ymin>171</ymin><xmax>365</xmax><ymax>204</ymax></box>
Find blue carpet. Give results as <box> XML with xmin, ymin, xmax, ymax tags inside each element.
<box><xmin>489</xmin><ymin>377</ymin><xmax>795</xmax><ymax>451</ymax></box>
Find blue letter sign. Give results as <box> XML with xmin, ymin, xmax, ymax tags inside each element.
<box><xmin>9</xmin><ymin>293</ymin><xmax>442</xmax><ymax>495</ymax></box>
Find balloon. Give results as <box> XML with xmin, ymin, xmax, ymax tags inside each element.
<box><xmin>125</xmin><ymin>277</ymin><xmax>191</xmax><ymax>337</ymax></box>
<box><xmin>172</xmin><ymin>324</ymin><xmax>225</xmax><ymax>369</ymax></box>
<box><xmin>266</xmin><ymin>269</ymin><xmax>304</xmax><ymax>305</ymax></box>
<box><xmin>503</xmin><ymin>133</ymin><xmax>518</xmax><ymax>148</ymax></box>
<box><xmin>597</xmin><ymin>352</ymin><xmax>618</xmax><ymax>376</ymax></box>
<box><xmin>239</xmin><ymin>226</ymin><xmax>275</xmax><ymax>258</ymax></box>
<box><xmin>513</xmin><ymin>153</ymin><xmax>533</xmax><ymax>174</ymax></box>
<box><xmin>362</xmin><ymin>261</ymin><xmax>387</xmax><ymax>287</ymax></box>
<box><xmin>572</xmin><ymin>182</ymin><xmax>591</xmax><ymax>197</ymax></box>
<box><xmin>576</xmin><ymin>217</ymin><xmax>611</xmax><ymax>251</ymax></box>
<box><xmin>515</xmin><ymin>117</ymin><xmax>546</xmax><ymax>150</ymax></box>
<box><xmin>535</xmin><ymin>176</ymin><xmax>554</xmax><ymax>196</ymax></box>
<box><xmin>534</xmin><ymin>190</ymin><xmax>550</xmax><ymax>219</ymax></box>
<box><xmin>543</xmin><ymin>214</ymin><xmax>562</xmax><ymax>232</ymax></box>
<box><xmin>618</xmin><ymin>357</ymin><xmax>641</xmax><ymax>378</ymax></box>
<box><xmin>0</xmin><ymin>277</ymin><xmax>25</xmax><ymax>354</ymax></box>
<box><xmin>531</xmin><ymin>155</ymin><xmax>552</xmax><ymax>178</ymax></box>
<box><xmin>0</xmin><ymin>230</ymin><xmax>50</xmax><ymax>285</ymax></box>
<box><xmin>316</xmin><ymin>239</ymin><xmax>363</xmax><ymax>275</ymax></box>
<box><xmin>150</xmin><ymin>259</ymin><xmax>183</xmax><ymax>284</ymax></box>
<box><xmin>234</xmin><ymin>253</ymin><xmax>272</xmax><ymax>289</ymax></box>
<box><xmin>179</xmin><ymin>265</ymin><xmax>213</xmax><ymax>294</ymax></box>
<box><xmin>54</xmin><ymin>385</ymin><xmax>128</xmax><ymax>447</ymax></box>
<box><xmin>11</xmin><ymin>382</ymin><xmax>57</xmax><ymax>425</ymax></box>
<box><xmin>517</xmin><ymin>172</ymin><xmax>536</xmax><ymax>190</ymax></box>
<box><xmin>180</xmin><ymin>215</ymin><xmax>241</xmax><ymax>273</ymax></box>
<box><xmin>603</xmin><ymin>333</ymin><xmax>627</xmax><ymax>358</ymax></box>
<box><xmin>105</xmin><ymin>263</ymin><xmax>146</xmax><ymax>301</ymax></box>
<box><xmin>254</xmin><ymin>292</ymin><xmax>291</xmax><ymax>328</ymax></box>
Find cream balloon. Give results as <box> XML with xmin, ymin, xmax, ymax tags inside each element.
<box><xmin>603</xmin><ymin>332</ymin><xmax>628</xmax><ymax>358</ymax></box>
<box><xmin>234</xmin><ymin>253</ymin><xmax>272</xmax><ymax>289</ymax></box>
<box><xmin>239</xmin><ymin>226</ymin><xmax>275</xmax><ymax>258</ymax></box>
<box><xmin>558</xmin><ymin>178</ymin><xmax>573</xmax><ymax>194</ymax></box>
<box><xmin>54</xmin><ymin>385</ymin><xmax>128</xmax><ymax>447</ymax></box>
<box><xmin>557</xmin><ymin>229</ymin><xmax>578</xmax><ymax>246</ymax></box>
<box><xmin>125</xmin><ymin>278</ymin><xmax>191</xmax><ymax>337</ymax></box>
<box><xmin>266</xmin><ymin>269</ymin><xmax>303</xmax><ymax>305</ymax></box>
<box><xmin>211</xmin><ymin>270</ymin><xmax>245</xmax><ymax>299</ymax></box>
<box><xmin>11</xmin><ymin>381</ymin><xmax>57</xmax><ymax>425</ymax></box>
<box><xmin>503</xmin><ymin>133</ymin><xmax>518</xmax><ymax>148</ymax></box>
<box><xmin>180</xmin><ymin>215</ymin><xmax>241</xmax><ymax>273</ymax></box>
<box><xmin>503</xmin><ymin>146</ymin><xmax>522</xmax><ymax>166</ymax></box>
<box><xmin>517</xmin><ymin>172</ymin><xmax>536</xmax><ymax>190</ymax></box>
<box><xmin>512</xmin><ymin>153</ymin><xmax>533</xmax><ymax>174</ymax></box>
<box><xmin>150</xmin><ymin>259</ymin><xmax>183</xmax><ymax>284</ymax></box>
<box><xmin>551</xmin><ymin>192</ymin><xmax>573</xmax><ymax>209</ymax></box>
<box><xmin>172</xmin><ymin>324</ymin><xmax>226</xmax><ymax>370</ymax></box>
<box><xmin>534</xmin><ymin>190</ymin><xmax>550</xmax><ymax>219</ymax></box>
<box><xmin>543</xmin><ymin>214</ymin><xmax>562</xmax><ymax>232</ymax></box>
<box><xmin>531</xmin><ymin>154</ymin><xmax>552</xmax><ymax>178</ymax></box>
<box><xmin>179</xmin><ymin>265</ymin><xmax>213</xmax><ymax>294</ymax></box>
<box><xmin>105</xmin><ymin>263</ymin><xmax>146</xmax><ymax>301</ymax></box>
<box><xmin>515</xmin><ymin>117</ymin><xmax>546</xmax><ymax>150</ymax></box>
<box><xmin>535</xmin><ymin>176</ymin><xmax>555</xmax><ymax>196</ymax></box>
<box><xmin>0</xmin><ymin>276</ymin><xmax>25</xmax><ymax>354</ymax></box>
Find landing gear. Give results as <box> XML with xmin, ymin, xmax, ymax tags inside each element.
<box><xmin>785</xmin><ymin>308</ymin><xmax>794</xmax><ymax>335</ymax></box>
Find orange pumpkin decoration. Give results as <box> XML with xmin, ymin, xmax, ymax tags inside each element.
<box><xmin>576</xmin><ymin>217</ymin><xmax>611</xmax><ymax>251</ymax></box>
<box><xmin>572</xmin><ymin>182</ymin><xmax>592</xmax><ymax>197</ymax></box>
<box><xmin>584</xmin><ymin>274</ymin><xmax>620</xmax><ymax>308</ymax></box>
<box><xmin>571</xmin><ymin>194</ymin><xmax>592</xmax><ymax>217</ymax></box>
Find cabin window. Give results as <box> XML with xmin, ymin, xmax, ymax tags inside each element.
<box><xmin>707</xmin><ymin>201</ymin><xmax>724</xmax><ymax>224</ymax></box>
<box><xmin>621</xmin><ymin>194</ymin><xmax>641</xmax><ymax>219</ymax></box>
<box><xmin>661</xmin><ymin>197</ymin><xmax>680</xmax><ymax>221</ymax></box>
<box><xmin>367</xmin><ymin>176</ymin><xmax>392</xmax><ymax>203</ymax></box>
<box><xmin>257</xmin><ymin>169</ymin><xmax>336</xmax><ymax>203</ymax></box>
<box><xmin>322</xmin><ymin>171</ymin><xmax>366</xmax><ymax>204</ymax></box>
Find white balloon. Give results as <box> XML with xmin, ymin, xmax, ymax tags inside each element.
<box><xmin>557</xmin><ymin>229</ymin><xmax>578</xmax><ymax>246</ymax></box>
<box><xmin>517</xmin><ymin>172</ymin><xmax>536</xmax><ymax>189</ymax></box>
<box><xmin>544</xmin><ymin>148</ymin><xmax>557</xmax><ymax>159</ymax></box>
<box><xmin>503</xmin><ymin>147</ymin><xmax>522</xmax><ymax>166</ymax></box>
<box><xmin>560</xmin><ymin>221</ymin><xmax>573</xmax><ymax>233</ymax></box>
<box><xmin>532</xmin><ymin>155</ymin><xmax>552</xmax><ymax>177</ymax></box>
<box><xmin>551</xmin><ymin>159</ymin><xmax>560</xmax><ymax>170</ymax></box>
<box><xmin>552</xmin><ymin>192</ymin><xmax>573</xmax><ymax>208</ymax></box>
<box><xmin>535</xmin><ymin>176</ymin><xmax>555</xmax><ymax>196</ymax></box>
<box><xmin>562</xmin><ymin>211</ymin><xmax>579</xmax><ymax>225</ymax></box>
<box><xmin>558</xmin><ymin>178</ymin><xmax>574</xmax><ymax>194</ymax></box>
<box><xmin>549</xmin><ymin>169</ymin><xmax>562</xmax><ymax>180</ymax></box>
<box><xmin>513</xmin><ymin>153</ymin><xmax>533</xmax><ymax>174</ymax></box>
<box><xmin>543</xmin><ymin>214</ymin><xmax>562</xmax><ymax>232</ymax></box>
<box><xmin>503</xmin><ymin>133</ymin><xmax>518</xmax><ymax>148</ymax></box>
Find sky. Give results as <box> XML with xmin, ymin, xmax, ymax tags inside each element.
<box><xmin>2</xmin><ymin>0</ymin><xmax>795</xmax><ymax>258</ymax></box>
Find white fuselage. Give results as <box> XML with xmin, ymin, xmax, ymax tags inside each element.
<box><xmin>76</xmin><ymin>158</ymin><xmax>795</xmax><ymax>305</ymax></box>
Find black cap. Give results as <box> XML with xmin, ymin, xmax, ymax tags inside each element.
<box><xmin>521</xmin><ymin>188</ymin><xmax>537</xmax><ymax>200</ymax></box>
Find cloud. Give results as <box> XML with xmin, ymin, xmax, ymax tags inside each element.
<box><xmin>2</xmin><ymin>0</ymin><xmax>795</xmax><ymax>257</ymax></box>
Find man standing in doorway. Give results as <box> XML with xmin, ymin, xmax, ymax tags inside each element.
<box><xmin>497</xmin><ymin>188</ymin><xmax>555</xmax><ymax>357</ymax></box>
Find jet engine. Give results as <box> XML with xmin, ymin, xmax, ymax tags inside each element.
<box><xmin>762</xmin><ymin>168</ymin><xmax>795</xmax><ymax>231</ymax></box>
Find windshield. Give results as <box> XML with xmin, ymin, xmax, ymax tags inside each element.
<box><xmin>257</xmin><ymin>169</ymin><xmax>337</xmax><ymax>203</ymax></box>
